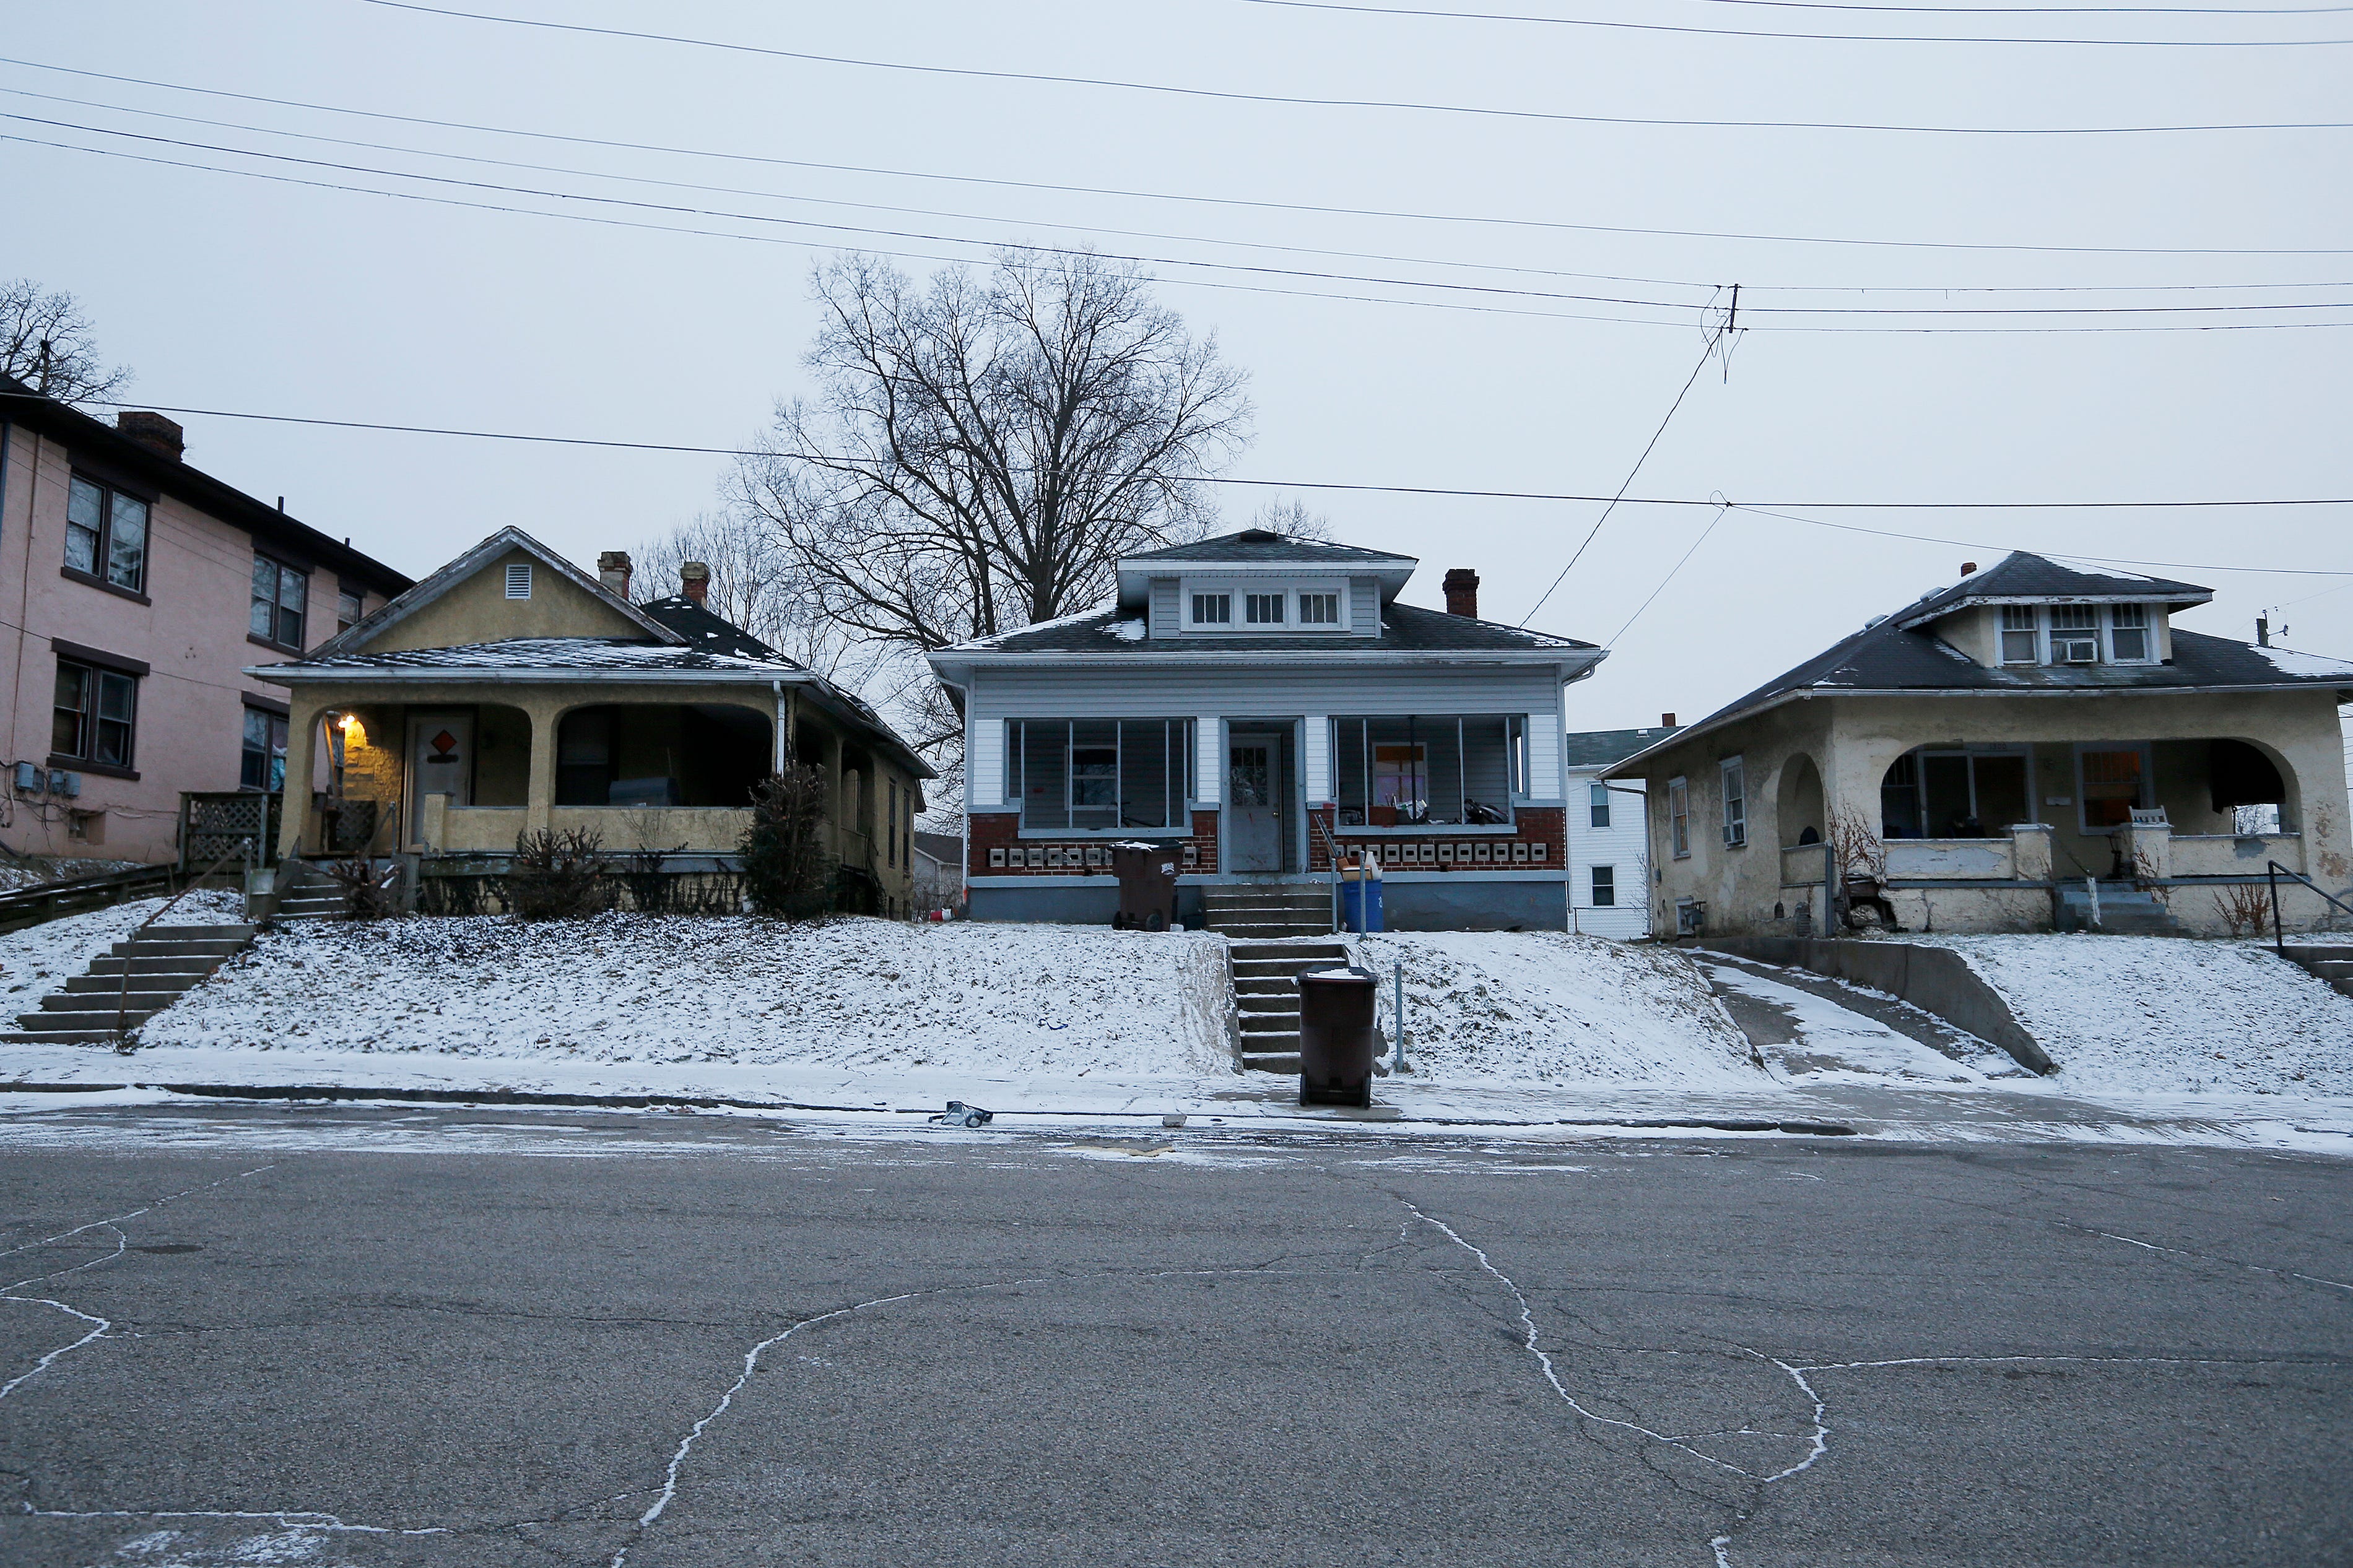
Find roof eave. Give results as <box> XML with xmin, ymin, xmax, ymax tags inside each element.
<box><xmin>248</xmin><ymin>664</ymin><xmax>819</xmax><ymax>685</ymax></box>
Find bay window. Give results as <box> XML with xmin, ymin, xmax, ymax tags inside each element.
<box><xmin>1006</xmin><ymin>719</ymin><xmax>1195</xmax><ymax>832</ymax></box>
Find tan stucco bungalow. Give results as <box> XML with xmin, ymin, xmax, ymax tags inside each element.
<box><xmin>1608</xmin><ymin>553</ymin><xmax>2353</xmax><ymax>940</ymax></box>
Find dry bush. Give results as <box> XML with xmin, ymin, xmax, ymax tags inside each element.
<box><xmin>2211</xmin><ymin>882</ymin><xmax>2273</xmax><ymax>938</ymax></box>
<box><xmin>323</xmin><ymin>858</ymin><xmax>398</xmax><ymax>920</ymax></box>
<box><xmin>504</xmin><ymin>828</ymin><xmax>610</xmax><ymax>920</ymax></box>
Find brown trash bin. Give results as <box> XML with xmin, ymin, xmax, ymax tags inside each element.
<box><xmin>1109</xmin><ymin>841</ymin><xmax>1178</xmax><ymax>931</ymax></box>
<box><xmin>1297</xmin><ymin>965</ymin><xmax>1378</xmax><ymax>1107</ymax></box>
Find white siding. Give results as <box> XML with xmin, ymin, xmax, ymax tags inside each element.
<box><xmin>1567</xmin><ymin>767</ymin><xmax>1651</xmax><ymax>938</ymax></box>
<box><xmin>1303</xmin><ymin>712</ymin><xmax>1331</xmax><ymax>802</ymax></box>
<box><xmin>1349</xmin><ymin>576</ymin><xmax>1380</xmax><ymax>635</ymax></box>
<box><xmin>1148</xmin><ymin>576</ymin><xmax>1180</xmax><ymax>638</ymax></box>
<box><xmin>968</xmin><ymin>708</ymin><xmax>1004</xmax><ymax>807</ymax></box>
<box><xmin>968</xmin><ymin>664</ymin><xmax>1573</xmax><ymax>815</ymax></box>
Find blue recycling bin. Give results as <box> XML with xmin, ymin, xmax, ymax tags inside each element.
<box><xmin>1341</xmin><ymin>870</ymin><xmax>1385</xmax><ymax>933</ymax></box>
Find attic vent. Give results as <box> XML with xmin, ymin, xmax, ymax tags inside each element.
<box><xmin>505</xmin><ymin>563</ymin><xmax>533</xmax><ymax>599</ymax></box>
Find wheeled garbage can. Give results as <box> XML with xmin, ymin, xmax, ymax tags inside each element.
<box><xmin>1109</xmin><ymin>841</ymin><xmax>1179</xmax><ymax>931</ymax></box>
<box><xmin>1297</xmin><ymin>964</ymin><xmax>1379</xmax><ymax>1107</ymax></box>
<box><xmin>1339</xmin><ymin>852</ymin><xmax>1385</xmax><ymax>933</ymax></box>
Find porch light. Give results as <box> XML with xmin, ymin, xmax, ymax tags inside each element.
<box><xmin>336</xmin><ymin>713</ymin><xmax>365</xmax><ymax>745</ymax></box>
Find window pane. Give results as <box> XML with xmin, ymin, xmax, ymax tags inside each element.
<box><xmin>107</xmin><ymin>495</ymin><xmax>147</xmax><ymax>589</ymax></box>
<box><xmin>96</xmin><ymin>670</ymin><xmax>134</xmax><ymax>722</ymax></box>
<box><xmin>253</xmin><ymin>557</ymin><xmax>277</xmax><ymax>599</ymax></box>
<box><xmin>2081</xmin><ymin>749</ymin><xmax>2143</xmax><ymax>828</ymax></box>
<box><xmin>97</xmin><ymin>718</ymin><xmax>131</xmax><ymax>766</ymax></box>
<box><xmin>2050</xmin><ymin>603</ymin><xmax>2098</xmax><ymax>631</ymax></box>
<box><xmin>1592</xmin><ymin>865</ymin><xmax>1616</xmax><ymax>906</ymax></box>
<box><xmin>244</xmin><ymin>707</ymin><xmax>271</xmax><ymax>748</ymax></box>
<box><xmin>250</xmin><ymin>597</ymin><xmax>275</xmax><ymax>639</ymax></box>
<box><xmin>1300</xmin><ymin>592</ymin><xmax>1339</xmax><ymax>625</ymax></box>
<box><xmin>338</xmin><ymin>589</ymin><xmax>363</xmax><ymax>630</ymax></box>
<box><xmin>1921</xmin><ymin>754</ymin><xmax>1973</xmax><ymax>836</ymax></box>
<box><xmin>281</xmin><ymin>564</ymin><xmax>307</xmax><ymax>607</ymax></box>
<box><xmin>1245</xmin><ymin>592</ymin><xmax>1284</xmax><ymax>625</ymax></box>
<box><xmin>278</xmin><ymin>603</ymin><xmax>305</xmax><ymax>647</ymax></box>
<box><xmin>1191</xmin><ymin>593</ymin><xmax>1229</xmax><ymax>625</ymax></box>
<box><xmin>1117</xmin><ymin>720</ymin><xmax>1172</xmax><ymax>829</ymax></box>
<box><xmin>51</xmin><ymin>663</ymin><xmax>87</xmax><ymax>758</ymax></box>
<box><xmin>1069</xmin><ymin>719</ymin><xmax>1118</xmax><ymax>828</ymax></box>
<box><xmin>2110</xmin><ymin>626</ymin><xmax>2147</xmax><ymax>661</ymax></box>
<box><xmin>1590</xmin><ymin>781</ymin><xmax>1611</xmax><ymax>829</ymax></box>
<box><xmin>1020</xmin><ymin>722</ymin><xmax>1069</xmax><ymax>829</ymax></box>
<box><xmin>65</xmin><ymin>479</ymin><xmax>103</xmax><ymax>575</ymax></box>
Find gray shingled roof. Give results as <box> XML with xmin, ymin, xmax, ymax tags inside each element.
<box><xmin>640</xmin><ymin>596</ymin><xmax>800</xmax><ymax>665</ymax></box>
<box><xmin>1123</xmin><ymin>528</ymin><xmax>1416</xmax><ymax>565</ymax></box>
<box><xmin>265</xmin><ymin>637</ymin><xmax>802</xmax><ymax>674</ymax></box>
<box><xmin>1894</xmin><ymin>552</ymin><xmax>2211</xmax><ymax>630</ymax></box>
<box><xmin>1564</xmin><ymin>726</ymin><xmax>1681</xmax><ymax>768</ymax></box>
<box><xmin>946</xmin><ymin>599</ymin><xmax>1594</xmax><ymax>657</ymax></box>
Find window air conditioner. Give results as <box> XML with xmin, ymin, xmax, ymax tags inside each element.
<box><xmin>2058</xmin><ymin>638</ymin><xmax>2100</xmax><ymax>664</ymax></box>
<box><xmin>1676</xmin><ymin>900</ymin><xmax>1707</xmax><ymax>935</ymax></box>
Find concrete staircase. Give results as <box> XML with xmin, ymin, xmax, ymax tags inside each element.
<box><xmin>1202</xmin><ymin>881</ymin><xmax>1333</xmax><ymax>940</ymax></box>
<box><xmin>1230</xmin><ymin>938</ymin><xmax>1350</xmax><ymax>1074</ymax></box>
<box><xmin>2280</xmin><ymin>942</ymin><xmax>2353</xmax><ymax>998</ymax></box>
<box><xmin>271</xmin><ymin>861</ymin><xmax>351</xmax><ymax>922</ymax></box>
<box><xmin>2054</xmin><ymin>880</ymin><xmax>2189</xmax><ymax>937</ymax></box>
<box><xmin>5</xmin><ymin>922</ymin><xmax>258</xmax><ymax>1045</ymax></box>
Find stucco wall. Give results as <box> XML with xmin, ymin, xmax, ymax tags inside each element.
<box><xmin>1622</xmin><ymin>688</ymin><xmax>2352</xmax><ymax>938</ymax></box>
<box><xmin>361</xmin><ymin>547</ymin><xmax>643</xmax><ymax>652</ymax></box>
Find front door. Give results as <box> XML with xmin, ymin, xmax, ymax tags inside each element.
<box><xmin>1227</xmin><ymin>733</ymin><xmax>1284</xmax><ymax>872</ymax></box>
<box><xmin>407</xmin><ymin>711</ymin><xmax>474</xmax><ymax>847</ymax></box>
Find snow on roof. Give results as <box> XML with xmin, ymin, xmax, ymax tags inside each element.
<box><xmin>274</xmin><ymin>637</ymin><xmax>803</xmax><ymax>674</ymax></box>
<box><xmin>2245</xmin><ymin>643</ymin><xmax>2353</xmax><ymax>680</ymax></box>
<box><xmin>956</xmin><ymin>602</ymin><xmax>1122</xmax><ymax>649</ymax></box>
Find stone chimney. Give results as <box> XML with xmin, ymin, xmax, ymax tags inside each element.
<box><xmin>598</xmin><ymin>550</ymin><xmax>633</xmax><ymax>599</ymax></box>
<box><xmin>115</xmin><ymin>411</ymin><xmax>184</xmax><ymax>461</ymax></box>
<box><xmin>1442</xmin><ymin>568</ymin><xmax>1480</xmax><ymax>618</ymax></box>
<box><xmin>679</xmin><ymin>560</ymin><xmax>710</xmax><ymax>606</ymax></box>
<box><xmin>1661</xmin><ymin>712</ymin><xmax>1677</xmax><ymax>728</ymax></box>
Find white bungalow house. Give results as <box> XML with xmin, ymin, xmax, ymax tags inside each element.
<box><xmin>926</xmin><ymin>529</ymin><xmax>1606</xmax><ymax>930</ymax></box>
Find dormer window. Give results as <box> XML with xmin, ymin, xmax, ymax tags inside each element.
<box><xmin>1999</xmin><ymin>606</ymin><xmax>2038</xmax><ymax>664</ymax></box>
<box><xmin>2048</xmin><ymin>603</ymin><xmax>2100</xmax><ymax>664</ymax></box>
<box><xmin>2110</xmin><ymin>603</ymin><xmax>2149</xmax><ymax>662</ymax></box>
<box><xmin>1180</xmin><ymin>576</ymin><xmax>1352</xmax><ymax>634</ymax></box>
<box><xmin>1190</xmin><ymin>592</ymin><xmax>1231</xmax><ymax>626</ymax></box>
<box><xmin>1300</xmin><ymin>592</ymin><xmax>1341</xmax><ymax>626</ymax></box>
<box><xmin>1245</xmin><ymin>592</ymin><xmax>1285</xmax><ymax>625</ymax></box>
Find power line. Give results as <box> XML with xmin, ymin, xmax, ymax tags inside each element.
<box><xmin>1523</xmin><ymin>332</ymin><xmax>1729</xmax><ymax>625</ymax></box>
<box><xmin>1690</xmin><ymin>0</ymin><xmax>2353</xmax><ymax>16</ymax></box>
<box><xmin>1240</xmin><ymin>0</ymin><xmax>2353</xmax><ymax>45</ymax></box>
<box><xmin>357</xmin><ymin>0</ymin><xmax>2353</xmax><ymax>135</ymax></box>
<box><xmin>17</xmin><ymin>118</ymin><xmax>2353</xmax><ymax>327</ymax></box>
<box><xmin>1609</xmin><ymin>500</ymin><xmax>1735</xmax><ymax>643</ymax></box>
<box><xmin>6</xmin><ymin>392</ymin><xmax>2349</xmax><ymax>574</ymax></box>
<box><xmin>30</xmin><ymin>84</ymin><xmax>2347</xmax><ymax>300</ymax></box>
<box><xmin>8</xmin><ymin>55</ymin><xmax>2348</xmax><ymax>259</ymax></box>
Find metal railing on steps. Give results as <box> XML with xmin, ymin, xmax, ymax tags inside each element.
<box><xmin>2267</xmin><ymin>860</ymin><xmax>2353</xmax><ymax>956</ymax></box>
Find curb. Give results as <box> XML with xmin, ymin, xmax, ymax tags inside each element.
<box><xmin>0</xmin><ymin>1080</ymin><xmax>1858</xmax><ymax>1137</ymax></box>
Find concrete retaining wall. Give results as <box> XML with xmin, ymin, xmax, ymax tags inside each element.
<box><xmin>1696</xmin><ymin>936</ymin><xmax>2055</xmax><ymax>1075</ymax></box>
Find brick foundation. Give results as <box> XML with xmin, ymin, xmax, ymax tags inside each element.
<box><xmin>966</xmin><ymin>808</ymin><xmax>1216</xmax><ymax>878</ymax></box>
<box><xmin>967</xmin><ymin>805</ymin><xmax>1564</xmax><ymax>878</ymax></box>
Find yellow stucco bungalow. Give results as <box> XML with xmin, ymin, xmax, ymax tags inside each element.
<box><xmin>247</xmin><ymin>526</ymin><xmax>932</xmax><ymax>914</ymax></box>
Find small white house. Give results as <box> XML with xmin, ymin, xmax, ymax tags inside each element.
<box><xmin>1565</xmin><ymin>724</ymin><xmax>1677</xmax><ymax>938</ymax></box>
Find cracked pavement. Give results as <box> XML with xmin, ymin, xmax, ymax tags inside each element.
<box><xmin>0</xmin><ymin>1104</ymin><xmax>2345</xmax><ymax>1565</ymax></box>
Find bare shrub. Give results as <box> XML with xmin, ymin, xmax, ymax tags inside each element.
<box><xmin>323</xmin><ymin>857</ymin><xmax>397</xmax><ymax>921</ymax></box>
<box><xmin>505</xmin><ymin>828</ymin><xmax>610</xmax><ymax>920</ymax></box>
<box><xmin>2212</xmin><ymin>881</ymin><xmax>2273</xmax><ymax>938</ymax></box>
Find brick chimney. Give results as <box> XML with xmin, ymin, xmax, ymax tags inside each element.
<box><xmin>1442</xmin><ymin>567</ymin><xmax>1480</xmax><ymax>618</ymax></box>
<box><xmin>1962</xmin><ymin>561</ymin><xmax>1978</xmax><ymax>575</ymax></box>
<box><xmin>1661</xmin><ymin>712</ymin><xmax>1677</xmax><ymax>728</ymax></box>
<box><xmin>115</xmin><ymin>411</ymin><xmax>184</xmax><ymax>461</ymax></box>
<box><xmin>598</xmin><ymin>550</ymin><xmax>633</xmax><ymax>599</ymax></box>
<box><xmin>679</xmin><ymin>560</ymin><xmax>710</xmax><ymax>605</ymax></box>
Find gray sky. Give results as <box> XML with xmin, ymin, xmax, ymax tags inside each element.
<box><xmin>6</xmin><ymin>0</ymin><xmax>2349</xmax><ymax>747</ymax></box>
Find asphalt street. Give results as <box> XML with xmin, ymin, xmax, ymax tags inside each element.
<box><xmin>0</xmin><ymin>1104</ymin><xmax>2344</xmax><ymax>1566</ymax></box>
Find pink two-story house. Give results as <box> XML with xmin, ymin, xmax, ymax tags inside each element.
<box><xmin>0</xmin><ymin>377</ymin><xmax>411</xmax><ymax>866</ymax></box>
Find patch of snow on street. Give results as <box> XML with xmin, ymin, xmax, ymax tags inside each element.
<box><xmin>142</xmin><ymin>915</ymin><xmax>1233</xmax><ymax>1079</ymax></box>
<box><xmin>0</xmin><ymin>891</ymin><xmax>245</xmax><ymax>1004</ymax></box>
<box><xmin>1915</xmin><ymin>935</ymin><xmax>2353</xmax><ymax>1094</ymax></box>
<box><xmin>1353</xmin><ymin>932</ymin><xmax>1760</xmax><ymax>1088</ymax></box>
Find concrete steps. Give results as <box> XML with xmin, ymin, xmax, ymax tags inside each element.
<box><xmin>2</xmin><ymin>922</ymin><xmax>258</xmax><ymax>1045</ymax></box>
<box><xmin>2281</xmin><ymin>943</ymin><xmax>2353</xmax><ymax>999</ymax></box>
<box><xmin>1228</xmin><ymin>938</ymin><xmax>1350</xmax><ymax>1073</ymax></box>
<box><xmin>1204</xmin><ymin>883</ymin><xmax>1333</xmax><ymax>942</ymax></box>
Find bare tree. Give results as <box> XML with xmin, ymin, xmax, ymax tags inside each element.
<box><xmin>0</xmin><ymin>280</ymin><xmax>133</xmax><ymax>408</ymax></box>
<box><xmin>631</xmin><ymin>509</ymin><xmax>874</xmax><ymax>681</ymax></box>
<box><xmin>1246</xmin><ymin>498</ymin><xmax>1334</xmax><ymax>540</ymax></box>
<box><xmin>734</xmin><ymin>250</ymin><xmax>1251</xmax><ymax>659</ymax></box>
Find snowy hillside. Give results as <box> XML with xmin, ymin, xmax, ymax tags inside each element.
<box><xmin>139</xmin><ymin>914</ymin><xmax>1235</xmax><ymax>1079</ymax></box>
<box><xmin>0</xmin><ymin>891</ymin><xmax>246</xmax><ymax>1005</ymax></box>
<box><xmin>1915</xmin><ymin>934</ymin><xmax>2353</xmax><ymax>1095</ymax></box>
<box><xmin>1353</xmin><ymin>931</ymin><xmax>1761</xmax><ymax>1088</ymax></box>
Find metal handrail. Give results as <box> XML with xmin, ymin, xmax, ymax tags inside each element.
<box><xmin>113</xmin><ymin>847</ymin><xmax>248</xmax><ymax>1049</ymax></box>
<box><xmin>2266</xmin><ymin>860</ymin><xmax>2353</xmax><ymax>956</ymax></box>
<box><xmin>1308</xmin><ymin>812</ymin><xmax>1343</xmax><ymax>933</ymax></box>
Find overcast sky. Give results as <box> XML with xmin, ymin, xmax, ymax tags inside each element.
<box><xmin>6</xmin><ymin>0</ymin><xmax>2348</xmax><ymax>750</ymax></box>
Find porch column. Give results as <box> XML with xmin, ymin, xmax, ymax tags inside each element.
<box><xmin>277</xmin><ymin>693</ymin><xmax>328</xmax><ymax>859</ymax></box>
<box><xmin>523</xmin><ymin>696</ymin><xmax>559</xmax><ymax>835</ymax></box>
<box><xmin>1302</xmin><ymin>714</ymin><xmax>1331</xmax><ymax>805</ymax></box>
<box><xmin>1194</xmin><ymin>714</ymin><xmax>1222</xmax><ymax>807</ymax></box>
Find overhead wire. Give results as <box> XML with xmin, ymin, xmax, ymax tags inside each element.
<box><xmin>13</xmin><ymin>119</ymin><xmax>2353</xmax><ymax>330</ymax></box>
<box><xmin>1238</xmin><ymin>0</ymin><xmax>2353</xmax><ymax>45</ymax></box>
<box><xmin>12</xmin><ymin>83</ymin><xmax>2351</xmax><ymax>300</ymax></box>
<box><xmin>6</xmin><ymin>55</ymin><xmax>2348</xmax><ymax>259</ymax></box>
<box><xmin>355</xmin><ymin>0</ymin><xmax>2353</xmax><ymax>135</ymax></box>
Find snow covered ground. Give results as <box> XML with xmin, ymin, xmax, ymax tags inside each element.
<box><xmin>1696</xmin><ymin>960</ymin><xmax>1998</xmax><ymax>1086</ymax></box>
<box><xmin>1351</xmin><ymin>931</ymin><xmax>1761</xmax><ymax>1088</ymax></box>
<box><xmin>138</xmin><ymin>914</ymin><xmax>1234</xmax><ymax>1081</ymax></box>
<box><xmin>1911</xmin><ymin>934</ymin><xmax>2353</xmax><ymax>1096</ymax></box>
<box><xmin>0</xmin><ymin>891</ymin><xmax>246</xmax><ymax>1008</ymax></box>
